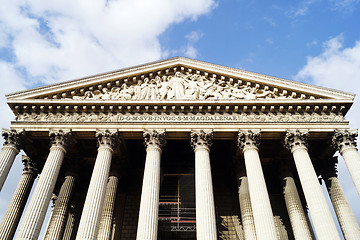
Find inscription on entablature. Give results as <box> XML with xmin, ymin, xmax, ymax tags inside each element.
<box><xmin>15</xmin><ymin>112</ymin><xmax>345</xmax><ymax>123</ymax></box>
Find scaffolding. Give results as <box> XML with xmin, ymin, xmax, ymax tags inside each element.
<box><xmin>158</xmin><ymin>173</ymin><xmax>196</xmax><ymax>236</ymax></box>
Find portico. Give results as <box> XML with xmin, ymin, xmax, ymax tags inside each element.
<box><xmin>0</xmin><ymin>57</ymin><xmax>359</xmax><ymax>239</ymax></box>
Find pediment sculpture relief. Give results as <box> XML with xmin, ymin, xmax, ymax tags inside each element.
<box><xmin>73</xmin><ymin>72</ymin><xmax>297</xmax><ymax>101</ymax></box>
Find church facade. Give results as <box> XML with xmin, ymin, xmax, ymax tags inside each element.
<box><xmin>0</xmin><ymin>57</ymin><xmax>359</xmax><ymax>239</ymax></box>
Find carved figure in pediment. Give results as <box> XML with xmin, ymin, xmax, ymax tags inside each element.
<box><xmin>183</xmin><ymin>79</ymin><xmax>200</xmax><ymax>100</ymax></box>
<box><xmin>158</xmin><ymin>76</ymin><xmax>171</xmax><ymax>100</ymax></box>
<box><xmin>68</xmin><ymin>71</ymin><xmax>303</xmax><ymax>101</ymax></box>
<box><xmin>202</xmin><ymin>85</ymin><xmax>217</xmax><ymax>100</ymax></box>
<box><xmin>229</xmin><ymin>84</ymin><xmax>246</xmax><ymax>99</ymax></box>
<box><xmin>113</xmin><ymin>83</ymin><xmax>134</xmax><ymax>100</ymax></box>
<box><xmin>100</xmin><ymin>88</ymin><xmax>112</xmax><ymax>100</ymax></box>
<box><xmin>168</xmin><ymin>72</ymin><xmax>186</xmax><ymax>99</ymax></box>
<box><xmin>148</xmin><ymin>78</ymin><xmax>159</xmax><ymax>100</ymax></box>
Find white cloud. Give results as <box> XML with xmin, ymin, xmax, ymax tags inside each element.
<box><xmin>263</xmin><ymin>16</ymin><xmax>276</xmax><ymax>26</ymax></box>
<box><xmin>295</xmin><ymin>34</ymin><xmax>360</xmax><ymax>122</ymax></box>
<box><xmin>296</xmin><ymin>33</ymin><xmax>360</xmax><ymax>129</ymax></box>
<box><xmin>295</xmin><ymin>34</ymin><xmax>360</xmax><ymax>224</ymax></box>
<box><xmin>0</xmin><ymin>61</ymin><xmax>26</xmax><ymax>129</ymax></box>
<box><xmin>163</xmin><ymin>30</ymin><xmax>204</xmax><ymax>59</ymax></box>
<box><xmin>330</xmin><ymin>0</ymin><xmax>360</xmax><ymax>13</ymax></box>
<box><xmin>287</xmin><ymin>0</ymin><xmax>318</xmax><ymax>17</ymax></box>
<box><xmin>184</xmin><ymin>31</ymin><xmax>203</xmax><ymax>58</ymax></box>
<box><xmin>0</xmin><ymin>0</ymin><xmax>216</xmax><ymax>84</ymax></box>
<box><xmin>265</xmin><ymin>37</ymin><xmax>274</xmax><ymax>45</ymax></box>
<box><xmin>306</xmin><ymin>40</ymin><xmax>318</xmax><ymax>47</ymax></box>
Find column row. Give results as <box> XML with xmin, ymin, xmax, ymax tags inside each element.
<box><xmin>1</xmin><ymin>129</ymin><xmax>359</xmax><ymax>239</ymax></box>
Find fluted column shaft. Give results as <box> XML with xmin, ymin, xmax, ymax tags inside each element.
<box><xmin>340</xmin><ymin>149</ymin><xmax>360</xmax><ymax>195</ymax></box>
<box><xmin>0</xmin><ymin>129</ymin><xmax>23</xmax><ymax>191</ymax></box>
<box><xmin>323</xmin><ymin>157</ymin><xmax>360</xmax><ymax>240</ymax></box>
<box><xmin>97</xmin><ymin>175</ymin><xmax>119</xmax><ymax>240</ymax></box>
<box><xmin>44</xmin><ymin>174</ymin><xmax>76</xmax><ymax>240</ymax></box>
<box><xmin>0</xmin><ymin>156</ymin><xmax>37</xmax><ymax>240</ymax></box>
<box><xmin>332</xmin><ymin>130</ymin><xmax>360</xmax><ymax>196</ymax></box>
<box><xmin>62</xmin><ymin>205</ymin><xmax>75</xmax><ymax>240</ymax></box>
<box><xmin>283</xmin><ymin>176</ymin><xmax>312</xmax><ymax>239</ymax></box>
<box><xmin>326</xmin><ymin>177</ymin><xmax>360</xmax><ymax>239</ymax></box>
<box><xmin>284</xmin><ymin>131</ymin><xmax>340</xmax><ymax>240</ymax></box>
<box><xmin>190</xmin><ymin>130</ymin><xmax>217</xmax><ymax>240</ymax></box>
<box><xmin>238</xmin><ymin>176</ymin><xmax>257</xmax><ymax>240</ymax></box>
<box><xmin>238</xmin><ymin>131</ymin><xmax>277</xmax><ymax>240</ymax></box>
<box><xmin>136</xmin><ymin>130</ymin><xmax>165</xmax><ymax>240</ymax></box>
<box><xmin>76</xmin><ymin>130</ymin><xmax>119</xmax><ymax>240</ymax></box>
<box><xmin>16</xmin><ymin>130</ymin><xmax>72</xmax><ymax>240</ymax></box>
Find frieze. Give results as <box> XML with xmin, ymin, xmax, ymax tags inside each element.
<box><xmin>71</xmin><ymin>72</ymin><xmax>300</xmax><ymax>101</ymax></box>
<box><xmin>15</xmin><ymin>111</ymin><xmax>345</xmax><ymax>123</ymax></box>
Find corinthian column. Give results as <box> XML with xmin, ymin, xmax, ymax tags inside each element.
<box><xmin>76</xmin><ymin>130</ymin><xmax>119</xmax><ymax>240</ymax></box>
<box><xmin>190</xmin><ymin>130</ymin><xmax>217</xmax><ymax>240</ymax></box>
<box><xmin>44</xmin><ymin>173</ymin><xmax>77</xmax><ymax>240</ymax></box>
<box><xmin>136</xmin><ymin>130</ymin><xmax>166</xmax><ymax>240</ymax></box>
<box><xmin>0</xmin><ymin>156</ymin><xmax>37</xmax><ymax>239</ymax></box>
<box><xmin>237</xmin><ymin>130</ymin><xmax>277</xmax><ymax>240</ymax></box>
<box><xmin>284</xmin><ymin>130</ymin><xmax>340</xmax><ymax>240</ymax></box>
<box><xmin>97</xmin><ymin>174</ymin><xmax>119</xmax><ymax>240</ymax></box>
<box><xmin>0</xmin><ymin>129</ymin><xmax>24</xmax><ymax>191</ymax></box>
<box><xmin>323</xmin><ymin>157</ymin><xmax>360</xmax><ymax>240</ymax></box>
<box><xmin>15</xmin><ymin>130</ymin><xmax>72</xmax><ymax>240</ymax></box>
<box><xmin>238</xmin><ymin>176</ymin><xmax>257</xmax><ymax>240</ymax></box>
<box><xmin>332</xmin><ymin>129</ymin><xmax>360</xmax><ymax>196</ymax></box>
<box><xmin>281</xmin><ymin>167</ymin><xmax>312</xmax><ymax>240</ymax></box>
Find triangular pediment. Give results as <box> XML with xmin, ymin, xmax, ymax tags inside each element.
<box><xmin>6</xmin><ymin>57</ymin><xmax>354</xmax><ymax>102</ymax></box>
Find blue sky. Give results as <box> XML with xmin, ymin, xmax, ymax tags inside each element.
<box><xmin>0</xmin><ymin>0</ymin><xmax>360</xmax><ymax>238</ymax></box>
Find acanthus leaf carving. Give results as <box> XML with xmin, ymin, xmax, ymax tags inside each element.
<box><xmin>49</xmin><ymin>130</ymin><xmax>73</xmax><ymax>150</ymax></box>
<box><xmin>96</xmin><ymin>130</ymin><xmax>120</xmax><ymax>151</ymax></box>
<box><xmin>2</xmin><ymin>129</ymin><xmax>25</xmax><ymax>150</ymax></box>
<box><xmin>331</xmin><ymin>129</ymin><xmax>358</xmax><ymax>152</ymax></box>
<box><xmin>190</xmin><ymin>130</ymin><xmax>213</xmax><ymax>150</ymax></box>
<box><xmin>22</xmin><ymin>155</ymin><xmax>38</xmax><ymax>175</ymax></box>
<box><xmin>283</xmin><ymin>130</ymin><xmax>309</xmax><ymax>151</ymax></box>
<box><xmin>237</xmin><ymin>130</ymin><xmax>260</xmax><ymax>151</ymax></box>
<box><xmin>143</xmin><ymin>130</ymin><xmax>166</xmax><ymax>150</ymax></box>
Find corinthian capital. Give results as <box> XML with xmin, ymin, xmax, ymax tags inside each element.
<box><xmin>190</xmin><ymin>130</ymin><xmax>213</xmax><ymax>151</ymax></box>
<box><xmin>283</xmin><ymin>130</ymin><xmax>309</xmax><ymax>152</ymax></box>
<box><xmin>49</xmin><ymin>130</ymin><xmax>73</xmax><ymax>150</ymax></box>
<box><xmin>322</xmin><ymin>156</ymin><xmax>338</xmax><ymax>180</ymax></box>
<box><xmin>143</xmin><ymin>130</ymin><xmax>166</xmax><ymax>151</ymax></box>
<box><xmin>96</xmin><ymin>130</ymin><xmax>120</xmax><ymax>151</ymax></box>
<box><xmin>237</xmin><ymin>130</ymin><xmax>260</xmax><ymax>152</ymax></box>
<box><xmin>332</xmin><ymin>129</ymin><xmax>358</xmax><ymax>153</ymax></box>
<box><xmin>2</xmin><ymin>129</ymin><xmax>25</xmax><ymax>150</ymax></box>
<box><xmin>22</xmin><ymin>155</ymin><xmax>38</xmax><ymax>175</ymax></box>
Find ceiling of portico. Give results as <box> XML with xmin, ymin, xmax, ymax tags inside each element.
<box><xmin>6</xmin><ymin>57</ymin><xmax>355</xmax><ymax>102</ymax></box>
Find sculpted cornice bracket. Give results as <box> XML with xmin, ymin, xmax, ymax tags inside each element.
<box><xmin>143</xmin><ymin>130</ymin><xmax>166</xmax><ymax>151</ymax></box>
<box><xmin>96</xmin><ymin>130</ymin><xmax>120</xmax><ymax>151</ymax></box>
<box><xmin>283</xmin><ymin>130</ymin><xmax>309</xmax><ymax>152</ymax></box>
<box><xmin>190</xmin><ymin>130</ymin><xmax>213</xmax><ymax>151</ymax></box>
<box><xmin>237</xmin><ymin>130</ymin><xmax>261</xmax><ymax>152</ymax></box>
<box><xmin>2</xmin><ymin>129</ymin><xmax>25</xmax><ymax>150</ymax></box>
<box><xmin>331</xmin><ymin>129</ymin><xmax>358</xmax><ymax>153</ymax></box>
